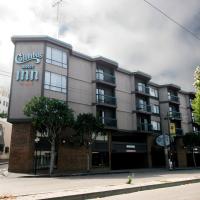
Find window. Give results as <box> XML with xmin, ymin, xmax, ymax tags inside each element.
<box><xmin>96</xmin><ymin>88</ymin><xmax>105</xmax><ymax>102</ymax></box>
<box><xmin>46</xmin><ymin>46</ymin><xmax>67</xmax><ymax>68</ymax></box>
<box><xmin>193</xmin><ymin>126</ymin><xmax>198</xmax><ymax>132</ymax></box>
<box><xmin>149</xmin><ymin>87</ymin><xmax>158</xmax><ymax>98</ymax></box>
<box><xmin>151</xmin><ymin>121</ymin><xmax>161</xmax><ymax>131</ymax></box>
<box><xmin>192</xmin><ymin>112</ymin><xmax>195</xmax><ymax>122</ymax></box>
<box><xmin>137</xmin><ymin>83</ymin><xmax>145</xmax><ymax>92</ymax></box>
<box><xmin>6</xmin><ymin>102</ymin><xmax>8</xmax><ymax>107</ymax></box>
<box><xmin>3</xmin><ymin>101</ymin><xmax>5</xmax><ymax>106</ymax></box>
<box><xmin>152</xmin><ymin>105</ymin><xmax>159</xmax><ymax>114</ymax></box>
<box><xmin>189</xmin><ymin>98</ymin><xmax>193</xmax><ymax>107</ymax></box>
<box><xmin>138</xmin><ymin>99</ymin><xmax>147</xmax><ymax>110</ymax></box>
<box><xmin>5</xmin><ymin>146</ymin><xmax>9</xmax><ymax>154</ymax></box>
<box><xmin>96</xmin><ymin>68</ymin><xmax>104</xmax><ymax>80</ymax></box>
<box><xmin>44</xmin><ymin>71</ymin><xmax>67</xmax><ymax>93</ymax></box>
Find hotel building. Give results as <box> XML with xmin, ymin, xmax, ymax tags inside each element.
<box><xmin>8</xmin><ymin>36</ymin><xmax>199</xmax><ymax>173</ymax></box>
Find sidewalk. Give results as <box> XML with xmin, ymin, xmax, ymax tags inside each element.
<box><xmin>1</xmin><ymin>169</ymin><xmax>200</xmax><ymax>199</ymax></box>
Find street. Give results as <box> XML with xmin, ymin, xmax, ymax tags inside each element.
<box><xmin>92</xmin><ymin>182</ymin><xmax>200</xmax><ymax>200</ymax></box>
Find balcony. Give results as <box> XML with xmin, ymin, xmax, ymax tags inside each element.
<box><xmin>96</xmin><ymin>94</ymin><xmax>116</xmax><ymax>106</ymax></box>
<box><xmin>168</xmin><ymin>95</ymin><xmax>179</xmax><ymax>103</ymax></box>
<box><xmin>169</xmin><ymin>111</ymin><xmax>181</xmax><ymax>120</ymax></box>
<box><xmin>136</xmin><ymin>85</ymin><xmax>150</xmax><ymax>95</ymax></box>
<box><xmin>176</xmin><ymin>128</ymin><xmax>183</xmax><ymax>136</ymax></box>
<box><xmin>137</xmin><ymin>123</ymin><xmax>152</xmax><ymax>132</ymax></box>
<box><xmin>136</xmin><ymin>103</ymin><xmax>151</xmax><ymax>113</ymax></box>
<box><xmin>96</xmin><ymin>71</ymin><xmax>115</xmax><ymax>84</ymax></box>
<box><xmin>100</xmin><ymin>117</ymin><xmax>117</xmax><ymax>128</ymax></box>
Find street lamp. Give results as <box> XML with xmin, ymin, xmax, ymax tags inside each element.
<box><xmin>34</xmin><ymin>137</ymin><xmax>40</xmax><ymax>175</ymax></box>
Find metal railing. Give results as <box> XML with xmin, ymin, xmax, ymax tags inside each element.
<box><xmin>136</xmin><ymin>85</ymin><xmax>150</xmax><ymax>95</ymax></box>
<box><xmin>136</xmin><ymin>103</ymin><xmax>151</xmax><ymax>112</ymax></box>
<box><xmin>168</xmin><ymin>95</ymin><xmax>179</xmax><ymax>102</ymax></box>
<box><xmin>169</xmin><ymin>111</ymin><xmax>181</xmax><ymax>119</ymax></box>
<box><xmin>96</xmin><ymin>94</ymin><xmax>116</xmax><ymax>105</ymax></box>
<box><xmin>137</xmin><ymin>123</ymin><xmax>152</xmax><ymax>132</ymax></box>
<box><xmin>96</xmin><ymin>71</ymin><xmax>115</xmax><ymax>84</ymax></box>
<box><xmin>99</xmin><ymin>117</ymin><xmax>117</xmax><ymax>127</ymax></box>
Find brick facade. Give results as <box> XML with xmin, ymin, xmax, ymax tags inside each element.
<box><xmin>57</xmin><ymin>145</ymin><xmax>88</xmax><ymax>172</ymax></box>
<box><xmin>8</xmin><ymin>123</ymin><xmax>35</xmax><ymax>173</ymax></box>
<box><xmin>176</xmin><ymin>138</ymin><xmax>187</xmax><ymax>168</ymax></box>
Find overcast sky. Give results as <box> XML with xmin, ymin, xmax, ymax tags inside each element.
<box><xmin>0</xmin><ymin>0</ymin><xmax>200</xmax><ymax>91</ymax></box>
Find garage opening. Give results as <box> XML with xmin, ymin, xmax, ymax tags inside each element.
<box><xmin>111</xmin><ymin>152</ymin><xmax>147</xmax><ymax>170</ymax></box>
<box><xmin>111</xmin><ymin>141</ymin><xmax>148</xmax><ymax>170</ymax></box>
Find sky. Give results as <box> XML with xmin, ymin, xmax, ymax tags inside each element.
<box><xmin>0</xmin><ymin>0</ymin><xmax>200</xmax><ymax>92</ymax></box>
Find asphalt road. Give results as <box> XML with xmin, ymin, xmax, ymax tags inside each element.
<box><xmin>92</xmin><ymin>182</ymin><xmax>200</xmax><ymax>200</ymax></box>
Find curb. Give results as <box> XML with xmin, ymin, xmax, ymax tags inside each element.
<box><xmin>19</xmin><ymin>178</ymin><xmax>200</xmax><ymax>200</ymax></box>
<box><xmin>0</xmin><ymin>162</ymin><xmax>8</xmax><ymax>165</ymax></box>
<box><xmin>20</xmin><ymin>170</ymin><xmax>133</xmax><ymax>178</ymax></box>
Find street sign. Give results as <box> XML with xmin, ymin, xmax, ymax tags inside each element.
<box><xmin>156</xmin><ymin>134</ymin><xmax>170</xmax><ymax>147</ymax></box>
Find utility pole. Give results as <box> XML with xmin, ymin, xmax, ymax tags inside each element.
<box><xmin>52</xmin><ymin>0</ymin><xmax>63</xmax><ymax>39</ymax></box>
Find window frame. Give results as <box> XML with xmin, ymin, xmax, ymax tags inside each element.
<box><xmin>46</xmin><ymin>46</ymin><xmax>67</xmax><ymax>68</ymax></box>
<box><xmin>44</xmin><ymin>71</ymin><xmax>67</xmax><ymax>94</ymax></box>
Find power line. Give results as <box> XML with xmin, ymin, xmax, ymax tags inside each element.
<box><xmin>0</xmin><ymin>70</ymin><xmax>11</xmax><ymax>74</ymax></box>
<box><xmin>143</xmin><ymin>0</ymin><xmax>200</xmax><ymax>41</ymax></box>
<box><xmin>0</xmin><ymin>73</ymin><xmax>11</xmax><ymax>77</ymax></box>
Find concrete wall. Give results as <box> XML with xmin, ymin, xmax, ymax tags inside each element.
<box><xmin>179</xmin><ymin>93</ymin><xmax>192</xmax><ymax>134</ymax></box>
<box><xmin>9</xmin><ymin>41</ymin><xmax>45</xmax><ymax>120</ymax></box>
<box><xmin>115</xmin><ymin>71</ymin><xmax>133</xmax><ymax>130</ymax></box>
<box><xmin>159</xmin><ymin>87</ymin><xmax>168</xmax><ymax>101</ymax></box>
<box><xmin>68</xmin><ymin>55</ymin><xmax>93</xmax><ymax>116</ymax></box>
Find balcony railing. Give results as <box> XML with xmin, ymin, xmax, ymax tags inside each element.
<box><xmin>169</xmin><ymin>111</ymin><xmax>181</xmax><ymax>119</ymax></box>
<box><xmin>136</xmin><ymin>104</ymin><xmax>151</xmax><ymax>113</ymax></box>
<box><xmin>176</xmin><ymin>128</ymin><xmax>183</xmax><ymax>135</ymax></box>
<box><xmin>168</xmin><ymin>95</ymin><xmax>179</xmax><ymax>102</ymax></box>
<box><xmin>96</xmin><ymin>94</ymin><xmax>116</xmax><ymax>106</ymax></box>
<box><xmin>99</xmin><ymin>117</ymin><xmax>117</xmax><ymax>127</ymax></box>
<box><xmin>136</xmin><ymin>85</ymin><xmax>150</xmax><ymax>95</ymax></box>
<box><xmin>137</xmin><ymin>123</ymin><xmax>152</xmax><ymax>132</ymax></box>
<box><xmin>96</xmin><ymin>71</ymin><xmax>115</xmax><ymax>84</ymax></box>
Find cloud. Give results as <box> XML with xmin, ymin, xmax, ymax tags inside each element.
<box><xmin>0</xmin><ymin>0</ymin><xmax>200</xmax><ymax>92</ymax></box>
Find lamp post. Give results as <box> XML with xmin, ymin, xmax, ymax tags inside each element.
<box><xmin>34</xmin><ymin>137</ymin><xmax>40</xmax><ymax>175</ymax></box>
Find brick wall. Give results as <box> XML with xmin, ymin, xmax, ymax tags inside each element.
<box><xmin>57</xmin><ymin>144</ymin><xmax>88</xmax><ymax>172</ymax></box>
<box><xmin>176</xmin><ymin>138</ymin><xmax>187</xmax><ymax>168</ymax></box>
<box><xmin>8</xmin><ymin>123</ymin><xmax>35</xmax><ymax>173</ymax></box>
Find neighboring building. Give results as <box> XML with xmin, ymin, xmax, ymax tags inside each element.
<box><xmin>0</xmin><ymin>118</ymin><xmax>12</xmax><ymax>161</ymax></box>
<box><xmin>8</xmin><ymin>36</ymin><xmax>200</xmax><ymax>173</ymax></box>
<box><xmin>0</xmin><ymin>87</ymin><xmax>9</xmax><ymax>114</ymax></box>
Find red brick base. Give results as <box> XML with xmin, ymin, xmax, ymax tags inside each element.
<box><xmin>57</xmin><ymin>145</ymin><xmax>87</xmax><ymax>172</ymax></box>
<box><xmin>8</xmin><ymin>123</ymin><xmax>35</xmax><ymax>173</ymax></box>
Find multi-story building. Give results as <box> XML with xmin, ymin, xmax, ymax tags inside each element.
<box><xmin>0</xmin><ymin>88</ymin><xmax>9</xmax><ymax>114</ymax></box>
<box><xmin>0</xmin><ymin>118</ymin><xmax>12</xmax><ymax>161</ymax></box>
<box><xmin>8</xmin><ymin>36</ymin><xmax>200</xmax><ymax>173</ymax></box>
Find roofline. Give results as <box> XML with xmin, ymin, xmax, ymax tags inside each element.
<box><xmin>159</xmin><ymin>84</ymin><xmax>181</xmax><ymax>90</ymax></box>
<box><xmin>11</xmin><ymin>35</ymin><xmax>73</xmax><ymax>51</ymax></box>
<box><xmin>11</xmin><ymin>35</ymin><xmax>196</xmax><ymax>94</ymax></box>
<box><xmin>133</xmin><ymin>71</ymin><xmax>152</xmax><ymax>80</ymax></box>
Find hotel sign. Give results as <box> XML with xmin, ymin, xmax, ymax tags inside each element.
<box><xmin>15</xmin><ymin>52</ymin><xmax>43</xmax><ymax>81</ymax></box>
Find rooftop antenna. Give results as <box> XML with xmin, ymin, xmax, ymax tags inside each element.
<box><xmin>52</xmin><ymin>0</ymin><xmax>63</xmax><ymax>39</ymax></box>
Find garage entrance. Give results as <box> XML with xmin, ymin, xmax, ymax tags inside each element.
<box><xmin>111</xmin><ymin>141</ymin><xmax>148</xmax><ymax>170</ymax></box>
